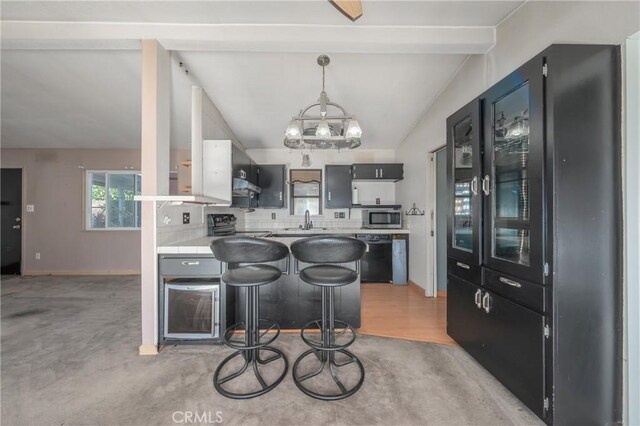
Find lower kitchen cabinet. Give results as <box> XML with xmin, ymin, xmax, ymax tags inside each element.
<box><xmin>448</xmin><ymin>273</ymin><xmax>546</xmax><ymax>419</ymax></box>
<box><xmin>447</xmin><ymin>275</ymin><xmax>486</xmax><ymax>360</ymax></box>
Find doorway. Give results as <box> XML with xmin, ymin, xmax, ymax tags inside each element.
<box><xmin>434</xmin><ymin>147</ymin><xmax>448</xmax><ymax>296</ymax></box>
<box><xmin>1</xmin><ymin>168</ymin><xmax>23</xmax><ymax>275</ymax></box>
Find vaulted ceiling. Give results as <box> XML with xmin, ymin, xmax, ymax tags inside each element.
<box><xmin>1</xmin><ymin>1</ymin><xmax>524</xmax><ymax>150</ymax></box>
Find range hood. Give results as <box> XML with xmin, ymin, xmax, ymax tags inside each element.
<box><xmin>232</xmin><ymin>178</ymin><xmax>261</xmax><ymax>197</ymax></box>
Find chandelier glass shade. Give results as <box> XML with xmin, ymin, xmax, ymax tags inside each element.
<box><xmin>284</xmin><ymin>55</ymin><xmax>362</xmax><ymax>150</ymax></box>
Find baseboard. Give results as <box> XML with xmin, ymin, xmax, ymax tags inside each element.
<box><xmin>139</xmin><ymin>344</ymin><xmax>158</xmax><ymax>356</ymax></box>
<box><xmin>437</xmin><ymin>290</ymin><xmax>448</xmax><ymax>298</ymax></box>
<box><xmin>23</xmin><ymin>270</ymin><xmax>141</xmax><ymax>276</ymax></box>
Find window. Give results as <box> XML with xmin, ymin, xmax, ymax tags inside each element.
<box><xmin>86</xmin><ymin>171</ymin><xmax>142</xmax><ymax>229</ymax></box>
<box><xmin>290</xmin><ymin>169</ymin><xmax>322</xmax><ymax>215</ymax></box>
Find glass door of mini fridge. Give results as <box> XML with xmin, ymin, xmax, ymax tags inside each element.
<box><xmin>447</xmin><ymin>98</ymin><xmax>482</xmax><ymax>269</ymax></box>
<box><xmin>482</xmin><ymin>59</ymin><xmax>544</xmax><ymax>284</ymax></box>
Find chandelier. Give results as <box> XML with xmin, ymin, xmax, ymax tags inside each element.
<box><xmin>284</xmin><ymin>55</ymin><xmax>362</xmax><ymax>150</ymax></box>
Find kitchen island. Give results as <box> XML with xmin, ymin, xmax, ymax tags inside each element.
<box><xmin>157</xmin><ymin>229</ymin><xmax>409</xmax><ymax>344</ymax></box>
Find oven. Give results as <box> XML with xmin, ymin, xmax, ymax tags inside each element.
<box><xmin>164</xmin><ymin>279</ymin><xmax>220</xmax><ymax>339</ymax></box>
<box><xmin>362</xmin><ymin>209</ymin><xmax>402</xmax><ymax>229</ymax></box>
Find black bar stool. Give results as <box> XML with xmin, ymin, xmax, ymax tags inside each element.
<box><xmin>290</xmin><ymin>236</ymin><xmax>367</xmax><ymax>400</ymax></box>
<box><xmin>210</xmin><ymin>237</ymin><xmax>290</xmax><ymax>399</ymax></box>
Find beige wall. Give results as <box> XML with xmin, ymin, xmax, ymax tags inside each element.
<box><xmin>395</xmin><ymin>0</ymin><xmax>640</xmax><ymax>292</ymax></box>
<box><xmin>1</xmin><ymin>148</ymin><xmax>143</xmax><ymax>274</ymax></box>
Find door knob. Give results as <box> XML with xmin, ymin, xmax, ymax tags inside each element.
<box><xmin>12</xmin><ymin>224</ymin><xmax>21</xmax><ymax>230</ymax></box>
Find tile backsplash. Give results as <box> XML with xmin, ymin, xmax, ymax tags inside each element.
<box><xmin>156</xmin><ymin>204</ymin><xmax>245</xmax><ymax>245</ymax></box>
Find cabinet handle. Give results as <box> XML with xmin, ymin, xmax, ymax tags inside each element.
<box><xmin>456</xmin><ymin>261</ymin><xmax>470</xmax><ymax>270</ymax></box>
<box><xmin>328</xmin><ymin>191</ymin><xmax>332</xmax><ymax>201</ymax></box>
<box><xmin>380</xmin><ymin>168</ymin><xmax>383</xmax><ymax>178</ymax></box>
<box><xmin>375</xmin><ymin>169</ymin><xmax>379</xmax><ymax>178</ymax></box>
<box><xmin>482</xmin><ymin>175</ymin><xmax>490</xmax><ymax>196</ymax></box>
<box><xmin>482</xmin><ymin>292</ymin><xmax>491</xmax><ymax>313</ymax></box>
<box><xmin>499</xmin><ymin>277</ymin><xmax>522</xmax><ymax>288</ymax></box>
<box><xmin>474</xmin><ymin>289</ymin><xmax>482</xmax><ymax>309</ymax></box>
<box><xmin>470</xmin><ymin>176</ymin><xmax>478</xmax><ymax>196</ymax></box>
<box><xmin>181</xmin><ymin>261</ymin><xmax>200</xmax><ymax>266</ymax></box>
<box><xmin>279</xmin><ymin>191</ymin><xmax>283</xmax><ymax>201</ymax></box>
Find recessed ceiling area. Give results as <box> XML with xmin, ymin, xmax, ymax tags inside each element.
<box><xmin>0</xmin><ymin>1</ymin><xmax>526</xmax><ymax>150</ymax></box>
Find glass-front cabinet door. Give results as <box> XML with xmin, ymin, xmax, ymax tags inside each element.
<box><xmin>482</xmin><ymin>60</ymin><xmax>544</xmax><ymax>283</ymax></box>
<box><xmin>447</xmin><ymin>98</ymin><xmax>482</xmax><ymax>268</ymax></box>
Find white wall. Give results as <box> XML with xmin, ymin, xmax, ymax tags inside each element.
<box><xmin>396</xmin><ymin>0</ymin><xmax>640</xmax><ymax>292</ymax></box>
<box><xmin>245</xmin><ymin>148</ymin><xmax>397</xmax><ymax>229</ymax></box>
<box><xmin>624</xmin><ymin>32</ymin><xmax>640</xmax><ymax>426</ymax></box>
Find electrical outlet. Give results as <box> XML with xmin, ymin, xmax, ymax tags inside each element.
<box><xmin>35</xmin><ymin>252</ymin><xmax>41</xmax><ymax>260</ymax></box>
<box><xmin>182</xmin><ymin>212</ymin><xmax>190</xmax><ymax>224</ymax></box>
<box><xmin>271</xmin><ymin>213</ymin><xmax>276</xmax><ymax>220</ymax></box>
<box><xmin>339</xmin><ymin>212</ymin><xmax>346</xmax><ymax>219</ymax></box>
<box><xmin>26</xmin><ymin>204</ymin><xmax>34</xmax><ymax>213</ymax></box>
<box><xmin>334</xmin><ymin>212</ymin><xmax>339</xmax><ymax>219</ymax></box>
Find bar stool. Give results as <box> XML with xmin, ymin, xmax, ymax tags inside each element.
<box><xmin>290</xmin><ymin>236</ymin><xmax>367</xmax><ymax>400</ymax></box>
<box><xmin>210</xmin><ymin>237</ymin><xmax>289</xmax><ymax>399</ymax></box>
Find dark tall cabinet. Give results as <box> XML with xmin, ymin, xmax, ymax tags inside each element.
<box><xmin>325</xmin><ymin>165</ymin><xmax>352</xmax><ymax>208</ymax></box>
<box><xmin>446</xmin><ymin>45</ymin><xmax>621</xmax><ymax>425</ymax></box>
<box><xmin>256</xmin><ymin>164</ymin><xmax>286</xmax><ymax>208</ymax></box>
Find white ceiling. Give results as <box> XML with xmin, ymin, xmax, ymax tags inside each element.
<box><xmin>180</xmin><ymin>51</ymin><xmax>466</xmax><ymax>149</ymax></box>
<box><xmin>2</xmin><ymin>1</ymin><xmax>523</xmax><ymax>26</ymax></box>
<box><xmin>0</xmin><ymin>1</ymin><xmax>524</xmax><ymax>150</ymax></box>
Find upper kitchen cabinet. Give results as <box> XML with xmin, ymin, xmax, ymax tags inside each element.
<box><xmin>352</xmin><ymin>163</ymin><xmax>404</xmax><ymax>182</ymax></box>
<box><xmin>202</xmin><ymin>140</ymin><xmax>260</xmax><ymax>207</ymax></box>
<box><xmin>446</xmin><ymin>98</ymin><xmax>482</xmax><ymax>273</ymax></box>
<box><xmin>482</xmin><ymin>57</ymin><xmax>544</xmax><ymax>283</ymax></box>
<box><xmin>325</xmin><ymin>165</ymin><xmax>352</xmax><ymax>208</ymax></box>
<box><xmin>256</xmin><ymin>165</ymin><xmax>286</xmax><ymax>208</ymax></box>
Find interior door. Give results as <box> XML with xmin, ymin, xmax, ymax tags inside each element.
<box><xmin>446</xmin><ymin>98</ymin><xmax>482</xmax><ymax>268</ymax></box>
<box><xmin>1</xmin><ymin>168</ymin><xmax>22</xmax><ymax>275</ymax></box>
<box><xmin>482</xmin><ymin>58</ymin><xmax>544</xmax><ymax>284</ymax></box>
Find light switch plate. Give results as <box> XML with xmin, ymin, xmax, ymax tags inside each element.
<box><xmin>182</xmin><ymin>212</ymin><xmax>190</xmax><ymax>224</ymax></box>
<box><xmin>26</xmin><ymin>204</ymin><xmax>34</xmax><ymax>212</ymax></box>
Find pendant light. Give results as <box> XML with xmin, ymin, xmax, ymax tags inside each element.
<box><xmin>284</xmin><ymin>55</ymin><xmax>362</xmax><ymax>150</ymax></box>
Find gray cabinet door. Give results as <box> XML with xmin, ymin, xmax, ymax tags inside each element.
<box><xmin>257</xmin><ymin>164</ymin><xmax>286</xmax><ymax>208</ymax></box>
<box><xmin>325</xmin><ymin>165</ymin><xmax>352</xmax><ymax>208</ymax></box>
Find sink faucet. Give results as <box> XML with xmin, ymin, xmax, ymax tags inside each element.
<box><xmin>303</xmin><ymin>209</ymin><xmax>313</xmax><ymax>230</ymax></box>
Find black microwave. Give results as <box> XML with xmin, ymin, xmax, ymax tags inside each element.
<box><xmin>362</xmin><ymin>209</ymin><xmax>402</xmax><ymax>229</ymax></box>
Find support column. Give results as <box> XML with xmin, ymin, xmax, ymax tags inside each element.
<box><xmin>140</xmin><ymin>39</ymin><xmax>170</xmax><ymax>355</ymax></box>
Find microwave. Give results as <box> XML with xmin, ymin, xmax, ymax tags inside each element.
<box><xmin>362</xmin><ymin>209</ymin><xmax>402</xmax><ymax>229</ymax></box>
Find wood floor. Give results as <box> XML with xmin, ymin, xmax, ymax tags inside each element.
<box><xmin>359</xmin><ymin>282</ymin><xmax>456</xmax><ymax>345</ymax></box>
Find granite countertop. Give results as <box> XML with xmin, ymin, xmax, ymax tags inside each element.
<box><xmin>157</xmin><ymin>228</ymin><xmax>410</xmax><ymax>254</ymax></box>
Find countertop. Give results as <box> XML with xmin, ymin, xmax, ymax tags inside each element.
<box><xmin>157</xmin><ymin>228</ymin><xmax>410</xmax><ymax>254</ymax></box>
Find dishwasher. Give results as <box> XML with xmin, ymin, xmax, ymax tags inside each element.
<box><xmin>356</xmin><ymin>234</ymin><xmax>393</xmax><ymax>283</ymax></box>
<box><xmin>356</xmin><ymin>234</ymin><xmax>408</xmax><ymax>284</ymax></box>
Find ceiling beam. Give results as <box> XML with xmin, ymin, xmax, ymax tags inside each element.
<box><xmin>1</xmin><ymin>21</ymin><xmax>495</xmax><ymax>54</ymax></box>
<box><xmin>329</xmin><ymin>0</ymin><xmax>364</xmax><ymax>22</ymax></box>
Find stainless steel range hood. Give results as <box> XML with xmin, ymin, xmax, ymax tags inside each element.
<box><xmin>232</xmin><ymin>178</ymin><xmax>262</xmax><ymax>197</ymax></box>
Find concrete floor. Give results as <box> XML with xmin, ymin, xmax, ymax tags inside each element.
<box><xmin>1</xmin><ymin>275</ymin><xmax>542</xmax><ymax>425</ymax></box>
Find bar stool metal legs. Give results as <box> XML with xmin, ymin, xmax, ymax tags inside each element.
<box><xmin>213</xmin><ymin>286</ymin><xmax>288</xmax><ymax>399</ymax></box>
<box><xmin>292</xmin><ymin>286</ymin><xmax>365</xmax><ymax>400</ymax></box>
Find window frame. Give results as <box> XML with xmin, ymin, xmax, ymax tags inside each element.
<box><xmin>85</xmin><ymin>170</ymin><xmax>142</xmax><ymax>231</ymax></box>
<box><xmin>289</xmin><ymin>169</ymin><xmax>323</xmax><ymax>216</ymax></box>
